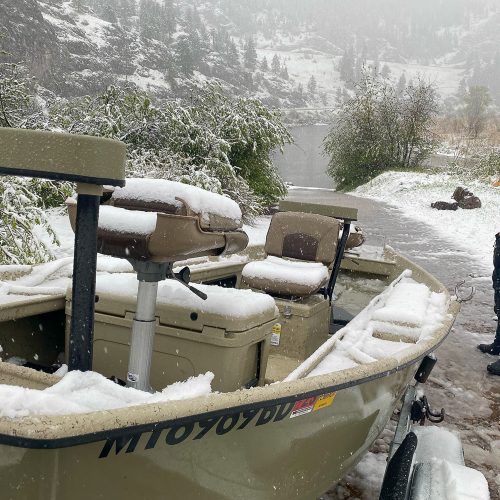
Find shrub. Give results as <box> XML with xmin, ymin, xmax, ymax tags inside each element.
<box><xmin>324</xmin><ymin>72</ymin><xmax>438</xmax><ymax>190</ymax></box>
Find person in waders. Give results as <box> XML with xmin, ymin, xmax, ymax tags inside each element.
<box><xmin>478</xmin><ymin>232</ymin><xmax>500</xmax><ymax>375</ymax></box>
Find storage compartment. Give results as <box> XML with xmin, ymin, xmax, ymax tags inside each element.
<box><xmin>270</xmin><ymin>295</ymin><xmax>331</xmax><ymax>360</ymax></box>
<box><xmin>65</xmin><ymin>274</ymin><xmax>277</xmax><ymax>392</ymax></box>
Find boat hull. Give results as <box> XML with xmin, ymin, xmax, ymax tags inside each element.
<box><xmin>0</xmin><ymin>364</ymin><xmax>416</xmax><ymax>500</ymax></box>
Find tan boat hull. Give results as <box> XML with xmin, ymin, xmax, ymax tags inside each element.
<box><xmin>0</xmin><ymin>249</ymin><xmax>459</xmax><ymax>499</ymax></box>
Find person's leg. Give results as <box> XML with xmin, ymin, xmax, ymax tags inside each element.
<box><xmin>478</xmin><ymin>232</ymin><xmax>500</xmax><ymax>356</ymax></box>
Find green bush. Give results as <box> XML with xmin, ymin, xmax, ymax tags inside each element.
<box><xmin>50</xmin><ymin>83</ymin><xmax>291</xmax><ymax>217</ymax></box>
<box><xmin>324</xmin><ymin>73</ymin><xmax>438</xmax><ymax>190</ymax></box>
<box><xmin>0</xmin><ymin>177</ymin><xmax>59</xmax><ymax>265</ymax></box>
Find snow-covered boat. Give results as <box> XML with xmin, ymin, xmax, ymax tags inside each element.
<box><xmin>0</xmin><ymin>129</ymin><xmax>460</xmax><ymax>499</ymax></box>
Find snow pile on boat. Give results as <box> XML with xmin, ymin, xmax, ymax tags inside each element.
<box><xmin>0</xmin><ymin>370</ymin><xmax>214</xmax><ymax>418</ymax></box>
<box><xmin>111</xmin><ymin>178</ymin><xmax>242</xmax><ymax>227</ymax></box>
<box><xmin>286</xmin><ymin>271</ymin><xmax>450</xmax><ymax>380</ymax></box>
<box><xmin>98</xmin><ymin>205</ymin><xmax>157</xmax><ymax>235</ymax></box>
<box><xmin>242</xmin><ymin>255</ymin><xmax>329</xmax><ymax>286</ymax></box>
<box><xmin>95</xmin><ymin>273</ymin><xmax>278</xmax><ymax>319</ymax></box>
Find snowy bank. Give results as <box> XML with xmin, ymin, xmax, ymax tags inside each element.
<box><xmin>352</xmin><ymin>172</ymin><xmax>499</xmax><ymax>273</ymax></box>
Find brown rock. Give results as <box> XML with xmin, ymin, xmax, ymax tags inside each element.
<box><xmin>431</xmin><ymin>201</ymin><xmax>459</xmax><ymax>211</ymax></box>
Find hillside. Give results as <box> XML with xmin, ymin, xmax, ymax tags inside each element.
<box><xmin>1</xmin><ymin>0</ymin><xmax>500</xmax><ymax>107</ymax></box>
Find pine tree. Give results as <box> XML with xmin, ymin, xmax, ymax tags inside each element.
<box><xmin>174</xmin><ymin>34</ymin><xmax>194</xmax><ymax>75</ymax></box>
<box><xmin>243</xmin><ymin>37</ymin><xmax>257</xmax><ymax>71</ymax></box>
<box><xmin>380</xmin><ymin>64</ymin><xmax>391</xmax><ymax>79</ymax></box>
<box><xmin>280</xmin><ymin>64</ymin><xmax>289</xmax><ymax>80</ymax></box>
<box><xmin>397</xmin><ymin>73</ymin><xmax>407</xmax><ymax>95</ymax></box>
<box><xmin>307</xmin><ymin>75</ymin><xmax>317</xmax><ymax>94</ymax></box>
<box><xmin>260</xmin><ymin>56</ymin><xmax>268</xmax><ymax>71</ymax></box>
<box><xmin>226</xmin><ymin>39</ymin><xmax>240</xmax><ymax>68</ymax></box>
<box><xmin>271</xmin><ymin>54</ymin><xmax>280</xmax><ymax>74</ymax></box>
<box><xmin>339</xmin><ymin>45</ymin><xmax>355</xmax><ymax>85</ymax></box>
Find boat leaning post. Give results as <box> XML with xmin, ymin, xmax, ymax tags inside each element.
<box><xmin>0</xmin><ymin>128</ymin><xmax>126</xmax><ymax>372</ymax></box>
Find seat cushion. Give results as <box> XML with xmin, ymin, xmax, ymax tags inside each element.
<box><xmin>110</xmin><ymin>178</ymin><xmax>242</xmax><ymax>232</ymax></box>
<box><xmin>242</xmin><ymin>256</ymin><xmax>329</xmax><ymax>296</ymax></box>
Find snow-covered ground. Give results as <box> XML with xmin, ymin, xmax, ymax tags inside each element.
<box><xmin>323</xmin><ymin>172</ymin><xmax>500</xmax><ymax>500</ymax></box>
<box><xmin>353</xmin><ymin>172</ymin><xmax>500</xmax><ymax>273</ymax></box>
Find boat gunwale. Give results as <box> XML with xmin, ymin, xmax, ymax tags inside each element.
<box><xmin>0</xmin><ymin>249</ymin><xmax>460</xmax><ymax>449</ymax></box>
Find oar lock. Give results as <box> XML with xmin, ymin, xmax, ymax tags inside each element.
<box><xmin>454</xmin><ymin>279</ymin><xmax>475</xmax><ymax>303</ymax></box>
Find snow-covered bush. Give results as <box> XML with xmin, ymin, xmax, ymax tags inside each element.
<box><xmin>0</xmin><ymin>177</ymin><xmax>60</xmax><ymax>265</ymax></box>
<box><xmin>49</xmin><ymin>83</ymin><xmax>291</xmax><ymax>218</ymax></box>
<box><xmin>325</xmin><ymin>72</ymin><xmax>438</xmax><ymax>190</ymax></box>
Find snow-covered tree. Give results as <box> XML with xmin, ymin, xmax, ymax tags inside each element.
<box><xmin>243</xmin><ymin>37</ymin><xmax>257</xmax><ymax>71</ymax></box>
<box><xmin>307</xmin><ymin>75</ymin><xmax>317</xmax><ymax>94</ymax></box>
<box><xmin>0</xmin><ymin>63</ymin><xmax>34</xmax><ymax>128</ymax></box>
<box><xmin>49</xmin><ymin>83</ymin><xmax>291</xmax><ymax>218</ymax></box>
<box><xmin>325</xmin><ymin>72</ymin><xmax>438</xmax><ymax>190</ymax></box>
<box><xmin>271</xmin><ymin>54</ymin><xmax>281</xmax><ymax>74</ymax></box>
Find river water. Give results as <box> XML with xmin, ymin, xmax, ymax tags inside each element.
<box><xmin>276</xmin><ymin>126</ymin><xmax>499</xmax><ymax>499</ymax></box>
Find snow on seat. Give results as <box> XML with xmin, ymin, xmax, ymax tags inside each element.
<box><xmin>67</xmin><ymin>179</ymin><xmax>249</xmax><ymax>262</ymax></box>
<box><xmin>109</xmin><ymin>178</ymin><xmax>242</xmax><ymax>232</ymax></box>
<box><xmin>242</xmin><ymin>211</ymin><xmax>339</xmax><ymax>297</ymax></box>
<box><xmin>242</xmin><ymin>256</ymin><xmax>329</xmax><ymax>297</ymax></box>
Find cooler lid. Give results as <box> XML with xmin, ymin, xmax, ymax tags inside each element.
<box><xmin>83</xmin><ymin>274</ymin><xmax>277</xmax><ymax>333</ymax></box>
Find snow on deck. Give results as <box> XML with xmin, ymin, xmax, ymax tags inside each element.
<box><xmin>287</xmin><ymin>271</ymin><xmax>450</xmax><ymax>380</ymax></box>
<box><xmin>0</xmin><ymin>370</ymin><xmax>213</xmax><ymax>418</ymax></box>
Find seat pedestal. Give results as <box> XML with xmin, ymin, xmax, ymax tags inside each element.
<box><xmin>126</xmin><ymin>261</ymin><xmax>170</xmax><ymax>392</ymax></box>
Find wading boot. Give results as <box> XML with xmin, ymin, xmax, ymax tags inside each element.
<box><xmin>477</xmin><ymin>342</ymin><xmax>500</xmax><ymax>355</ymax></box>
<box><xmin>487</xmin><ymin>358</ymin><xmax>500</xmax><ymax>375</ymax></box>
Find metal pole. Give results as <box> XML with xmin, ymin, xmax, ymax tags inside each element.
<box><xmin>68</xmin><ymin>187</ymin><xmax>101</xmax><ymax>371</ymax></box>
<box><xmin>327</xmin><ymin>221</ymin><xmax>351</xmax><ymax>303</ymax></box>
<box><xmin>126</xmin><ymin>280</ymin><xmax>159</xmax><ymax>391</ymax></box>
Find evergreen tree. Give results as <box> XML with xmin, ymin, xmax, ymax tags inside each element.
<box><xmin>174</xmin><ymin>34</ymin><xmax>195</xmax><ymax>75</ymax></box>
<box><xmin>243</xmin><ymin>37</ymin><xmax>257</xmax><ymax>71</ymax></box>
<box><xmin>280</xmin><ymin>64</ymin><xmax>289</xmax><ymax>80</ymax></box>
<box><xmin>307</xmin><ymin>75</ymin><xmax>317</xmax><ymax>94</ymax></box>
<box><xmin>260</xmin><ymin>56</ymin><xmax>268</xmax><ymax>71</ymax></box>
<box><xmin>271</xmin><ymin>54</ymin><xmax>281</xmax><ymax>74</ymax></box>
<box><xmin>462</xmin><ymin>85</ymin><xmax>491</xmax><ymax>138</ymax></box>
<box><xmin>371</xmin><ymin>54</ymin><xmax>380</xmax><ymax>77</ymax></box>
<box><xmin>339</xmin><ymin>45</ymin><xmax>355</xmax><ymax>85</ymax></box>
<box><xmin>397</xmin><ymin>72</ymin><xmax>407</xmax><ymax>95</ymax></box>
<box><xmin>226</xmin><ymin>38</ymin><xmax>240</xmax><ymax>68</ymax></box>
<box><xmin>380</xmin><ymin>64</ymin><xmax>391</xmax><ymax>79</ymax></box>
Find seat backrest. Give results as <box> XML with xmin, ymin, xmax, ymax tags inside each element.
<box><xmin>264</xmin><ymin>211</ymin><xmax>339</xmax><ymax>266</ymax></box>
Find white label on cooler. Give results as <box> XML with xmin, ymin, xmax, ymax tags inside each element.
<box><xmin>271</xmin><ymin>323</ymin><xmax>282</xmax><ymax>346</ymax></box>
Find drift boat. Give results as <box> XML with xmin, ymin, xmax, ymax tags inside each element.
<box><xmin>0</xmin><ymin>129</ymin><xmax>460</xmax><ymax>500</ymax></box>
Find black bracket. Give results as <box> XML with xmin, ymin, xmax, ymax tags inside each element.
<box><xmin>411</xmin><ymin>395</ymin><xmax>445</xmax><ymax>425</ymax></box>
<box><xmin>326</xmin><ymin>220</ymin><xmax>352</xmax><ymax>303</ymax></box>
